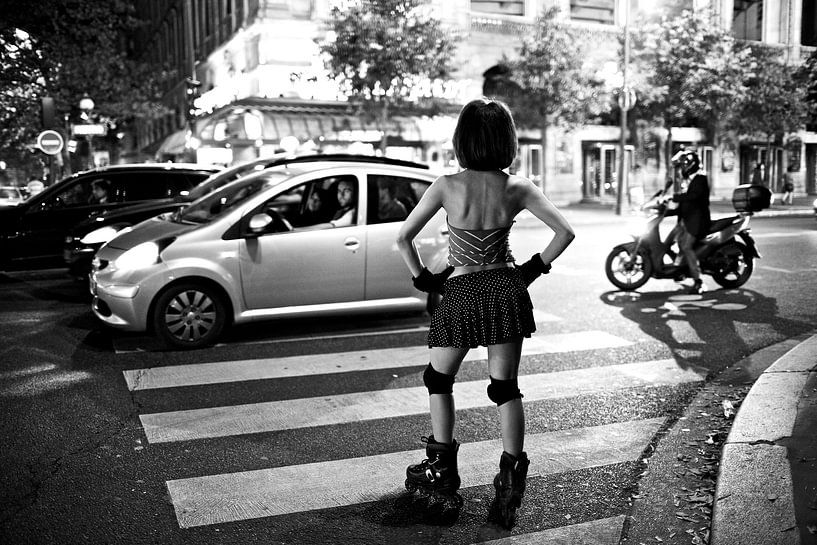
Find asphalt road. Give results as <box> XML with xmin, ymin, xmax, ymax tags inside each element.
<box><xmin>0</xmin><ymin>213</ymin><xmax>815</xmax><ymax>544</ymax></box>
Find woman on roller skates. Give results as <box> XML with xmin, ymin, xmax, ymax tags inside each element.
<box><xmin>396</xmin><ymin>98</ymin><xmax>575</xmax><ymax>527</ymax></box>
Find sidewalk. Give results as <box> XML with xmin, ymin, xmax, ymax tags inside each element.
<box><xmin>548</xmin><ymin>194</ymin><xmax>814</xmax><ymax>225</ymax></box>
<box><xmin>710</xmin><ymin>334</ymin><xmax>817</xmax><ymax>545</ymax></box>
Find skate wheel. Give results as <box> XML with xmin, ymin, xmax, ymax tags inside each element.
<box><xmin>404</xmin><ymin>478</ymin><xmax>418</xmax><ymax>493</ymax></box>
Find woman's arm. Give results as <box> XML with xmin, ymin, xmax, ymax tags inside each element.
<box><xmin>396</xmin><ymin>177</ymin><xmax>445</xmax><ymax>277</ymax></box>
<box><xmin>520</xmin><ymin>180</ymin><xmax>575</xmax><ymax>265</ymax></box>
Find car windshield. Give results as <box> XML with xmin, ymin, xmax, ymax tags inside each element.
<box><xmin>0</xmin><ymin>188</ymin><xmax>20</xmax><ymax>198</ymax></box>
<box><xmin>184</xmin><ymin>154</ymin><xmax>288</xmax><ymax>201</ymax></box>
<box><xmin>177</xmin><ymin>172</ymin><xmax>285</xmax><ymax>224</ymax></box>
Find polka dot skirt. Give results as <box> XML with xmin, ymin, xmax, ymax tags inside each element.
<box><xmin>428</xmin><ymin>267</ymin><xmax>536</xmax><ymax>349</ymax></box>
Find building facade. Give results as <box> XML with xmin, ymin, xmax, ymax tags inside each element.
<box><xmin>132</xmin><ymin>0</ymin><xmax>817</xmax><ymax>204</ymax></box>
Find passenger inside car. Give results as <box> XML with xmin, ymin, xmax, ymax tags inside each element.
<box><xmin>89</xmin><ymin>179</ymin><xmax>111</xmax><ymax>204</ymax></box>
<box><xmin>292</xmin><ymin>176</ymin><xmax>358</xmax><ymax>231</ymax></box>
<box><xmin>377</xmin><ymin>180</ymin><xmax>408</xmax><ymax>221</ymax></box>
<box><xmin>295</xmin><ymin>186</ymin><xmax>334</xmax><ymax>226</ymax></box>
<box><xmin>330</xmin><ymin>179</ymin><xmax>356</xmax><ymax>227</ymax></box>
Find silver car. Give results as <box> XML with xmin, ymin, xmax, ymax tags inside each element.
<box><xmin>90</xmin><ymin>157</ymin><xmax>448</xmax><ymax>349</ymax></box>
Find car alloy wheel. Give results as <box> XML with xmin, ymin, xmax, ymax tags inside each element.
<box><xmin>153</xmin><ymin>282</ymin><xmax>227</xmax><ymax>349</ymax></box>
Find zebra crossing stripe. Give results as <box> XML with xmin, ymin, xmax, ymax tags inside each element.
<box><xmin>166</xmin><ymin>418</ymin><xmax>662</xmax><ymax>528</ymax></box>
<box><xmin>472</xmin><ymin>514</ymin><xmax>625</xmax><ymax>544</ymax></box>
<box><xmin>140</xmin><ymin>359</ymin><xmax>701</xmax><ymax>444</ymax></box>
<box><xmin>123</xmin><ymin>330</ymin><xmax>630</xmax><ymax>391</ymax></box>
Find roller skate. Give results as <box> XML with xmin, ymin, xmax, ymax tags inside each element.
<box><xmin>405</xmin><ymin>435</ymin><xmax>464</xmax><ymax>522</ymax></box>
<box><xmin>488</xmin><ymin>451</ymin><xmax>529</xmax><ymax>529</ymax></box>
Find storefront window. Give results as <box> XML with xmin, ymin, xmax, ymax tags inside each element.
<box><xmin>471</xmin><ymin>0</ymin><xmax>524</xmax><ymax>17</ymax></box>
<box><xmin>733</xmin><ymin>0</ymin><xmax>763</xmax><ymax>41</ymax></box>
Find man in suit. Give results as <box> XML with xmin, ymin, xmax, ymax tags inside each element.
<box><xmin>671</xmin><ymin>149</ymin><xmax>710</xmax><ymax>294</ymax></box>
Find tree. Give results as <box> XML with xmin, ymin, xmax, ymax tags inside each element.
<box><xmin>795</xmin><ymin>47</ymin><xmax>817</xmax><ymax>131</ymax></box>
<box><xmin>632</xmin><ymin>9</ymin><xmax>753</xmax><ymax>182</ymax></box>
<box><xmin>318</xmin><ymin>0</ymin><xmax>458</xmax><ymax>153</ymax></box>
<box><xmin>0</xmin><ymin>0</ymin><xmax>171</xmax><ymax>177</ymax></box>
<box><xmin>493</xmin><ymin>8</ymin><xmax>604</xmax><ymax>189</ymax></box>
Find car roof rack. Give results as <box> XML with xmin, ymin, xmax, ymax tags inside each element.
<box><xmin>265</xmin><ymin>153</ymin><xmax>430</xmax><ymax>170</ymax></box>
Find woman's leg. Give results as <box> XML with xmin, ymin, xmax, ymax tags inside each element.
<box><xmin>428</xmin><ymin>346</ymin><xmax>469</xmax><ymax>444</ymax></box>
<box><xmin>487</xmin><ymin>341</ymin><xmax>524</xmax><ymax>456</ymax></box>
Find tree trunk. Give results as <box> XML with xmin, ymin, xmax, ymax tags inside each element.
<box><xmin>379</xmin><ymin>99</ymin><xmax>390</xmax><ymax>155</ymax></box>
<box><xmin>539</xmin><ymin>119</ymin><xmax>548</xmax><ymax>192</ymax></box>
<box><xmin>665</xmin><ymin>124</ymin><xmax>675</xmax><ymax>190</ymax></box>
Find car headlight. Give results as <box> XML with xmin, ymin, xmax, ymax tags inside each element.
<box><xmin>111</xmin><ymin>237</ymin><xmax>176</xmax><ymax>272</ymax></box>
<box><xmin>80</xmin><ymin>225</ymin><xmax>132</xmax><ymax>245</ymax></box>
<box><xmin>113</xmin><ymin>242</ymin><xmax>160</xmax><ymax>271</ymax></box>
<box><xmin>813</xmin><ymin>198</ymin><xmax>817</xmax><ymax>208</ymax></box>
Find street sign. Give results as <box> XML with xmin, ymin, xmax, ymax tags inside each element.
<box><xmin>72</xmin><ymin>124</ymin><xmax>107</xmax><ymax>136</ymax></box>
<box><xmin>36</xmin><ymin>130</ymin><xmax>64</xmax><ymax>155</ymax></box>
<box><xmin>617</xmin><ymin>87</ymin><xmax>637</xmax><ymax>111</ymax></box>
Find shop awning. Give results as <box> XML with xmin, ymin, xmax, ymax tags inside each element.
<box><xmin>193</xmin><ymin>97</ymin><xmax>458</xmax><ymax>146</ymax></box>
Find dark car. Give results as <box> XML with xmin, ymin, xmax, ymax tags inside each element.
<box><xmin>0</xmin><ymin>163</ymin><xmax>219</xmax><ymax>272</ymax></box>
<box><xmin>63</xmin><ymin>153</ymin><xmax>292</xmax><ymax>278</ymax></box>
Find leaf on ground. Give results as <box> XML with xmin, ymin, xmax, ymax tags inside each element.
<box><xmin>722</xmin><ymin>400</ymin><xmax>735</xmax><ymax>418</ymax></box>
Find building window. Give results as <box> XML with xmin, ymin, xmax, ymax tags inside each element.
<box><xmin>570</xmin><ymin>0</ymin><xmax>615</xmax><ymax>25</ymax></box>
<box><xmin>803</xmin><ymin>0</ymin><xmax>817</xmax><ymax>46</ymax></box>
<box><xmin>733</xmin><ymin>0</ymin><xmax>763</xmax><ymax>41</ymax></box>
<box><xmin>471</xmin><ymin>0</ymin><xmax>525</xmax><ymax>17</ymax></box>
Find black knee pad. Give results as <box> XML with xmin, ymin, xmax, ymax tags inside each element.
<box><xmin>487</xmin><ymin>377</ymin><xmax>523</xmax><ymax>406</ymax></box>
<box><xmin>423</xmin><ymin>363</ymin><xmax>455</xmax><ymax>394</ymax></box>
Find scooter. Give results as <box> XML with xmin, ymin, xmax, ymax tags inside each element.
<box><xmin>604</xmin><ymin>181</ymin><xmax>762</xmax><ymax>291</ymax></box>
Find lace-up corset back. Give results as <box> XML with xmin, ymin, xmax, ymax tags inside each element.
<box><xmin>447</xmin><ymin>220</ymin><xmax>514</xmax><ymax>266</ymax></box>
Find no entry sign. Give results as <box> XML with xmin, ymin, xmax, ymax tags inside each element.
<box><xmin>37</xmin><ymin>130</ymin><xmax>64</xmax><ymax>155</ymax></box>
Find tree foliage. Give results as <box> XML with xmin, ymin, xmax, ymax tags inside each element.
<box><xmin>0</xmin><ymin>0</ymin><xmax>170</xmax><ymax>171</ymax></box>
<box><xmin>488</xmin><ymin>7</ymin><xmax>603</xmax><ymax>186</ymax></box>
<box><xmin>498</xmin><ymin>8</ymin><xmax>604</xmax><ymax>130</ymax></box>
<box><xmin>318</xmin><ymin>0</ymin><xmax>458</xmax><ymax>150</ymax></box>
<box><xmin>633</xmin><ymin>9</ymin><xmax>753</xmax><ymax>141</ymax></box>
<box><xmin>795</xmin><ymin>48</ymin><xmax>817</xmax><ymax>129</ymax></box>
<box><xmin>735</xmin><ymin>45</ymin><xmax>809</xmax><ymax>144</ymax></box>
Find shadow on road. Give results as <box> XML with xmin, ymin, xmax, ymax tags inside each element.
<box><xmin>600</xmin><ymin>288</ymin><xmax>813</xmax><ymax>374</ymax></box>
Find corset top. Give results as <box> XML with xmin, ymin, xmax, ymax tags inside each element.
<box><xmin>447</xmin><ymin>220</ymin><xmax>514</xmax><ymax>266</ymax></box>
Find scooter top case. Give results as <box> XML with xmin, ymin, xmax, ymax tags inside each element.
<box><xmin>732</xmin><ymin>184</ymin><xmax>772</xmax><ymax>213</ymax></box>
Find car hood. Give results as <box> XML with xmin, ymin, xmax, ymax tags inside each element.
<box><xmin>105</xmin><ymin>217</ymin><xmax>200</xmax><ymax>251</ymax></box>
<box><xmin>72</xmin><ymin>199</ymin><xmax>182</xmax><ymax>233</ymax></box>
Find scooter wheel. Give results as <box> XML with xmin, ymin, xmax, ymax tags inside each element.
<box><xmin>709</xmin><ymin>241</ymin><xmax>753</xmax><ymax>288</ymax></box>
<box><xmin>605</xmin><ymin>244</ymin><xmax>652</xmax><ymax>291</ymax></box>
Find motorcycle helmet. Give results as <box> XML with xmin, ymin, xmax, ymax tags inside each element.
<box><xmin>671</xmin><ymin>149</ymin><xmax>701</xmax><ymax>178</ymax></box>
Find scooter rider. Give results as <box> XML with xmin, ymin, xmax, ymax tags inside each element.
<box><xmin>669</xmin><ymin>149</ymin><xmax>711</xmax><ymax>294</ymax></box>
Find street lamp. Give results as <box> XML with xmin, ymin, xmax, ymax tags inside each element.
<box><xmin>78</xmin><ymin>94</ymin><xmax>95</xmax><ymax>169</ymax></box>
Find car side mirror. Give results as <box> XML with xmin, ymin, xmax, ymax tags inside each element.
<box><xmin>247</xmin><ymin>213</ymin><xmax>272</xmax><ymax>235</ymax></box>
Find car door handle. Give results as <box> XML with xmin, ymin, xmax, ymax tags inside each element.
<box><xmin>344</xmin><ymin>237</ymin><xmax>361</xmax><ymax>251</ymax></box>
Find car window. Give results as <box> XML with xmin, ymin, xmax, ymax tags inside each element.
<box><xmin>115</xmin><ymin>171</ymin><xmax>196</xmax><ymax>202</ymax></box>
<box><xmin>0</xmin><ymin>188</ymin><xmax>21</xmax><ymax>199</ymax></box>
<box><xmin>250</xmin><ymin>175</ymin><xmax>359</xmax><ymax>234</ymax></box>
<box><xmin>178</xmin><ymin>171</ymin><xmax>285</xmax><ymax>224</ymax></box>
<box><xmin>367</xmin><ymin>174</ymin><xmax>429</xmax><ymax>224</ymax></box>
<box><xmin>44</xmin><ymin>177</ymin><xmax>109</xmax><ymax>209</ymax></box>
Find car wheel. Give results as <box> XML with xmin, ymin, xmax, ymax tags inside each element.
<box><xmin>152</xmin><ymin>282</ymin><xmax>227</xmax><ymax>349</ymax></box>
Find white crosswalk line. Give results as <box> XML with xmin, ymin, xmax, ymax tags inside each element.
<box><xmin>167</xmin><ymin>419</ymin><xmax>662</xmax><ymax>528</ymax></box>
<box><xmin>123</xmin><ymin>330</ymin><xmax>629</xmax><ymax>391</ymax></box>
<box><xmin>114</xmin><ymin>310</ymin><xmax>562</xmax><ymax>353</ymax></box>
<box><xmin>472</xmin><ymin>514</ymin><xmax>625</xmax><ymax>544</ymax></box>
<box><xmin>140</xmin><ymin>359</ymin><xmax>702</xmax><ymax>443</ymax></box>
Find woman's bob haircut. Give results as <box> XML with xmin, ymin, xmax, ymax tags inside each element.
<box><xmin>452</xmin><ymin>98</ymin><xmax>518</xmax><ymax>171</ymax></box>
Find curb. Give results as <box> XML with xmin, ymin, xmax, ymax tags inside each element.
<box><xmin>710</xmin><ymin>334</ymin><xmax>817</xmax><ymax>545</ymax></box>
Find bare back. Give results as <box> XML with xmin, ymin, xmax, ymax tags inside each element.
<box><xmin>439</xmin><ymin>170</ymin><xmax>527</xmax><ymax>229</ymax></box>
